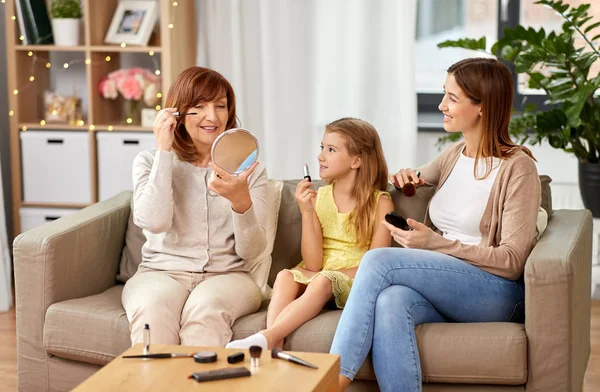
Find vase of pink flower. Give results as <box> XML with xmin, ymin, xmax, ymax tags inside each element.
<box><xmin>98</xmin><ymin>67</ymin><xmax>160</xmax><ymax>125</ymax></box>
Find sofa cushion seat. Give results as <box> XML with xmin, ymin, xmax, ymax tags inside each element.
<box><xmin>44</xmin><ymin>285</ymin><xmax>131</xmax><ymax>366</ymax></box>
<box><xmin>44</xmin><ymin>285</ymin><xmax>527</xmax><ymax>385</ymax></box>
<box><xmin>233</xmin><ymin>309</ymin><xmax>527</xmax><ymax>385</ymax></box>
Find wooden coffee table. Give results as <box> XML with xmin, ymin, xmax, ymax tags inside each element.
<box><xmin>73</xmin><ymin>344</ymin><xmax>340</xmax><ymax>391</ymax></box>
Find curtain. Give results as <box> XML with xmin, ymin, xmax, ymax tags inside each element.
<box><xmin>0</xmin><ymin>148</ymin><xmax>13</xmax><ymax>312</ymax></box>
<box><xmin>196</xmin><ymin>0</ymin><xmax>418</xmax><ymax>180</ymax></box>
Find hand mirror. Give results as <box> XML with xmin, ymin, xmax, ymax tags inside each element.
<box><xmin>210</xmin><ymin>128</ymin><xmax>259</xmax><ymax>176</ymax></box>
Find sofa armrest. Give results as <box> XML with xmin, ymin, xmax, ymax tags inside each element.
<box><xmin>14</xmin><ymin>191</ymin><xmax>131</xmax><ymax>373</ymax></box>
<box><xmin>524</xmin><ymin>209</ymin><xmax>593</xmax><ymax>392</ymax></box>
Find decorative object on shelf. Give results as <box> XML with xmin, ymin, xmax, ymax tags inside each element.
<box><xmin>98</xmin><ymin>67</ymin><xmax>161</xmax><ymax>126</ymax></box>
<box><xmin>44</xmin><ymin>90</ymin><xmax>82</xmax><ymax>124</ymax></box>
<box><xmin>49</xmin><ymin>0</ymin><xmax>82</xmax><ymax>47</ymax></box>
<box><xmin>16</xmin><ymin>0</ymin><xmax>54</xmax><ymax>45</ymax></box>
<box><xmin>141</xmin><ymin>108</ymin><xmax>158</xmax><ymax>128</ymax></box>
<box><xmin>437</xmin><ymin>0</ymin><xmax>600</xmax><ymax>217</ymax></box>
<box><xmin>104</xmin><ymin>0</ymin><xmax>158</xmax><ymax>46</ymax></box>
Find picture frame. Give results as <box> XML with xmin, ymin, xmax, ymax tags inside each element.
<box><xmin>104</xmin><ymin>1</ymin><xmax>158</xmax><ymax>46</ymax></box>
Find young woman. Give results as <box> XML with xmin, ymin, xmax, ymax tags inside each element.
<box><xmin>330</xmin><ymin>58</ymin><xmax>542</xmax><ymax>391</ymax></box>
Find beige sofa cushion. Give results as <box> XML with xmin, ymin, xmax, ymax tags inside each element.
<box><xmin>44</xmin><ymin>286</ymin><xmax>130</xmax><ymax>365</ymax></box>
<box><xmin>232</xmin><ymin>308</ymin><xmax>527</xmax><ymax>385</ymax></box>
<box><xmin>45</xmin><ymin>284</ymin><xmax>526</xmax><ymax>385</ymax></box>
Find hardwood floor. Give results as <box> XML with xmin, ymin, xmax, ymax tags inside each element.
<box><xmin>0</xmin><ymin>302</ymin><xmax>599</xmax><ymax>391</ymax></box>
<box><xmin>0</xmin><ymin>305</ymin><xmax>17</xmax><ymax>392</ymax></box>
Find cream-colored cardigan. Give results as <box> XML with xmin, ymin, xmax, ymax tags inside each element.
<box><xmin>420</xmin><ymin>141</ymin><xmax>541</xmax><ymax>280</ymax></box>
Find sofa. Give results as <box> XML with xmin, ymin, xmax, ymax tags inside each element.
<box><xmin>14</xmin><ymin>176</ymin><xmax>593</xmax><ymax>391</ymax></box>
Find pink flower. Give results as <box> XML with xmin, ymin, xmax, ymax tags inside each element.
<box><xmin>117</xmin><ymin>77</ymin><xmax>143</xmax><ymax>101</ymax></box>
<box><xmin>98</xmin><ymin>77</ymin><xmax>118</xmax><ymax>99</ymax></box>
<box><xmin>98</xmin><ymin>67</ymin><xmax>161</xmax><ymax>103</ymax></box>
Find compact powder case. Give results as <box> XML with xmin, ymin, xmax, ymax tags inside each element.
<box><xmin>193</xmin><ymin>351</ymin><xmax>218</xmax><ymax>363</ymax></box>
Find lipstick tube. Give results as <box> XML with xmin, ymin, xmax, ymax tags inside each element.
<box><xmin>303</xmin><ymin>164</ymin><xmax>311</xmax><ymax>182</ymax></box>
<box><xmin>143</xmin><ymin>324</ymin><xmax>150</xmax><ymax>355</ymax></box>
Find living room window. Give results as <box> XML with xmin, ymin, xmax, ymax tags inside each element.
<box><xmin>416</xmin><ymin>0</ymin><xmax>600</xmax><ymax>130</ymax></box>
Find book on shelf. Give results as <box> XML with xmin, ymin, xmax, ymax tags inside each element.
<box><xmin>18</xmin><ymin>0</ymin><xmax>54</xmax><ymax>45</ymax></box>
<box><xmin>14</xmin><ymin>0</ymin><xmax>30</xmax><ymax>45</ymax></box>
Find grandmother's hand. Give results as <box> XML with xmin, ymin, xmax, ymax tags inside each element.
<box><xmin>208</xmin><ymin>161</ymin><xmax>258</xmax><ymax>213</ymax></box>
<box><xmin>382</xmin><ymin>218</ymin><xmax>436</xmax><ymax>249</ymax></box>
<box><xmin>153</xmin><ymin>108</ymin><xmax>177</xmax><ymax>151</ymax></box>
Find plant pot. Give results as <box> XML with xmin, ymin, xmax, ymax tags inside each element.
<box><xmin>52</xmin><ymin>18</ymin><xmax>80</xmax><ymax>46</ymax></box>
<box><xmin>579</xmin><ymin>162</ymin><xmax>600</xmax><ymax>218</ymax></box>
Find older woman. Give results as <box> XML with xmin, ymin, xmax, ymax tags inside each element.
<box><xmin>122</xmin><ymin>66</ymin><xmax>267</xmax><ymax>346</ymax></box>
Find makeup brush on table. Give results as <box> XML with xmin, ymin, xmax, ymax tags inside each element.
<box><xmin>123</xmin><ymin>352</ymin><xmax>195</xmax><ymax>359</ymax></box>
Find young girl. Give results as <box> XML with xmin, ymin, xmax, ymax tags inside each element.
<box><xmin>227</xmin><ymin>117</ymin><xmax>394</xmax><ymax>350</ymax></box>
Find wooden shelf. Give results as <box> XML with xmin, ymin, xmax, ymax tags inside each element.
<box><xmin>19</xmin><ymin>123</ymin><xmax>153</xmax><ymax>132</ymax></box>
<box><xmin>5</xmin><ymin>0</ymin><xmax>197</xmax><ymax>236</ymax></box>
<box><xmin>93</xmin><ymin>126</ymin><xmax>153</xmax><ymax>132</ymax></box>
<box><xmin>89</xmin><ymin>46</ymin><xmax>163</xmax><ymax>53</ymax></box>
<box><xmin>15</xmin><ymin>45</ymin><xmax>162</xmax><ymax>53</ymax></box>
<box><xmin>20</xmin><ymin>202</ymin><xmax>92</xmax><ymax>209</ymax></box>
<box><xmin>20</xmin><ymin>123</ymin><xmax>89</xmax><ymax>131</ymax></box>
<box><xmin>16</xmin><ymin>45</ymin><xmax>87</xmax><ymax>52</ymax></box>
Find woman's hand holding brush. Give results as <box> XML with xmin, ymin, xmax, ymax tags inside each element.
<box><xmin>389</xmin><ymin>169</ymin><xmax>425</xmax><ymax>197</ymax></box>
<box><xmin>153</xmin><ymin>108</ymin><xmax>178</xmax><ymax>152</ymax></box>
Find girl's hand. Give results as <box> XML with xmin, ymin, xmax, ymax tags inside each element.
<box><xmin>389</xmin><ymin>168</ymin><xmax>426</xmax><ymax>190</ymax></box>
<box><xmin>153</xmin><ymin>108</ymin><xmax>178</xmax><ymax>151</ymax></box>
<box><xmin>295</xmin><ymin>178</ymin><xmax>317</xmax><ymax>214</ymax></box>
<box><xmin>208</xmin><ymin>161</ymin><xmax>259</xmax><ymax>213</ymax></box>
<box><xmin>382</xmin><ymin>218</ymin><xmax>435</xmax><ymax>249</ymax></box>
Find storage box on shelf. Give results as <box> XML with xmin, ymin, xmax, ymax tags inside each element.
<box><xmin>96</xmin><ymin>132</ymin><xmax>156</xmax><ymax>201</ymax></box>
<box><xmin>4</xmin><ymin>0</ymin><xmax>196</xmax><ymax>235</ymax></box>
<box><xmin>19</xmin><ymin>207</ymin><xmax>80</xmax><ymax>233</ymax></box>
<box><xmin>21</xmin><ymin>131</ymin><xmax>92</xmax><ymax>204</ymax></box>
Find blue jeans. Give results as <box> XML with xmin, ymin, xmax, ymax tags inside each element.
<box><xmin>329</xmin><ymin>248</ymin><xmax>524</xmax><ymax>392</ymax></box>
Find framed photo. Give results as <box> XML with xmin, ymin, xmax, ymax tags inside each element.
<box><xmin>104</xmin><ymin>1</ymin><xmax>158</xmax><ymax>46</ymax></box>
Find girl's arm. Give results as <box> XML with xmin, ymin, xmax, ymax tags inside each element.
<box><xmin>369</xmin><ymin>194</ymin><xmax>394</xmax><ymax>249</ymax></box>
<box><xmin>340</xmin><ymin>194</ymin><xmax>394</xmax><ymax>278</ymax></box>
<box><xmin>295</xmin><ymin>180</ymin><xmax>323</xmax><ymax>272</ymax></box>
<box><xmin>300</xmin><ymin>200</ymin><xmax>324</xmax><ymax>272</ymax></box>
<box><xmin>132</xmin><ymin>150</ymin><xmax>174</xmax><ymax>234</ymax></box>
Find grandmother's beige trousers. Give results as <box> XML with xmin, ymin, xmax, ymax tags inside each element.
<box><xmin>122</xmin><ymin>265</ymin><xmax>261</xmax><ymax>347</ymax></box>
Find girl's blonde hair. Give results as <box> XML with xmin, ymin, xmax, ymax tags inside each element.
<box><xmin>325</xmin><ymin>118</ymin><xmax>389</xmax><ymax>247</ymax></box>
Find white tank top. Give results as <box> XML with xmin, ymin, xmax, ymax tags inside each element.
<box><xmin>428</xmin><ymin>152</ymin><xmax>502</xmax><ymax>245</ymax></box>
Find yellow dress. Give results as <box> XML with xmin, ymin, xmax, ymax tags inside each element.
<box><xmin>287</xmin><ymin>184</ymin><xmax>389</xmax><ymax>308</ymax></box>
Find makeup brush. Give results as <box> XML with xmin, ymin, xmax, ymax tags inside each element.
<box><xmin>395</xmin><ymin>170</ymin><xmax>421</xmax><ymax>197</ymax></box>
<box><xmin>123</xmin><ymin>352</ymin><xmax>195</xmax><ymax>359</ymax></box>
<box><xmin>249</xmin><ymin>345</ymin><xmax>262</xmax><ymax>368</ymax></box>
<box><xmin>173</xmin><ymin>111</ymin><xmax>198</xmax><ymax>117</ymax></box>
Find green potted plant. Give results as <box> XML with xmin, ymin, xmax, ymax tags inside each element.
<box><xmin>49</xmin><ymin>0</ymin><xmax>82</xmax><ymax>46</ymax></box>
<box><xmin>437</xmin><ymin>0</ymin><xmax>600</xmax><ymax>217</ymax></box>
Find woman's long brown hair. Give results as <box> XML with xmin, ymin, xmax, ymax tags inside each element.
<box><xmin>325</xmin><ymin>118</ymin><xmax>389</xmax><ymax>247</ymax></box>
<box><xmin>448</xmin><ymin>58</ymin><xmax>535</xmax><ymax>179</ymax></box>
<box><xmin>164</xmin><ymin>66</ymin><xmax>237</xmax><ymax>162</ymax></box>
